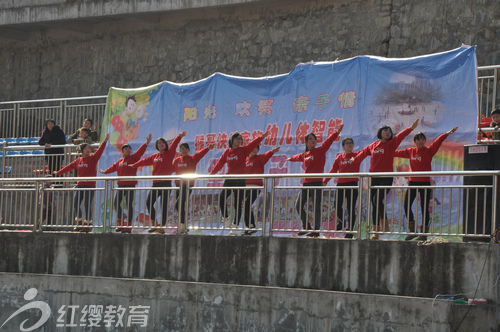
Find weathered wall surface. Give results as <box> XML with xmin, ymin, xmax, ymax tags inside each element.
<box><xmin>0</xmin><ymin>0</ymin><xmax>498</xmax><ymax>101</ymax></box>
<box><xmin>0</xmin><ymin>232</ymin><xmax>498</xmax><ymax>304</ymax></box>
<box><xmin>1</xmin><ymin>273</ymin><xmax>498</xmax><ymax>331</ymax></box>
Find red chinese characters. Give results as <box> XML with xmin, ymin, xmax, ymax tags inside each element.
<box><xmin>264</xmin><ymin>123</ymin><xmax>279</xmax><ymax>146</ymax></box>
<box><xmin>295</xmin><ymin>121</ymin><xmax>310</xmax><ymax>145</ymax></box>
<box><xmin>279</xmin><ymin>122</ymin><xmax>294</xmax><ymax>146</ymax></box>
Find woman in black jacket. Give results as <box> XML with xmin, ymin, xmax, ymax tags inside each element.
<box><xmin>38</xmin><ymin>119</ymin><xmax>66</xmax><ymax>173</ymax></box>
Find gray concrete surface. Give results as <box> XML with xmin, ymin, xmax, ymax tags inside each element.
<box><xmin>0</xmin><ymin>231</ymin><xmax>498</xmax><ymax>305</ymax></box>
<box><xmin>0</xmin><ymin>0</ymin><xmax>274</xmax><ymax>25</ymax></box>
<box><xmin>0</xmin><ymin>272</ymin><xmax>498</xmax><ymax>331</ymax></box>
<box><xmin>0</xmin><ymin>0</ymin><xmax>498</xmax><ymax>101</ymax></box>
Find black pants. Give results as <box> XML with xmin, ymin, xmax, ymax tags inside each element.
<box><xmin>114</xmin><ymin>185</ymin><xmax>135</xmax><ymax>222</ymax></box>
<box><xmin>336</xmin><ymin>181</ymin><xmax>359</xmax><ymax>230</ymax></box>
<box><xmin>243</xmin><ymin>188</ymin><xmax>260</xmax><ymax>228</ymax></box>
<box><xmin>219</xmin><ymin>179</ymin><xmax>245</xmax><ymax>225</ymax></box>
<box><xmin>370</xmin><ymin>177</ymin><xmax>393</xmax><ymax>225</ymax></box>
<box><xmin>45</xmin><ymin>154</ymin><xmax>63</xmax><ymax>174</ymax></box>
<box><xmin>404</xmin><ymin>181</ymin><xmax>432</xmax><ymax>226</ymax></box>
<box><xmin>146</xmin><ymin>181</ymin><xmax>171</xmax><ymax>226</ymax></box>
<box><xmin>175</xmin><ymin>184</ymin><xmax>192</xmax><ymax>224</ymax></box>
<box><xmin>295</xmin><ymin>181</ymin><xmax>323</xmax><ymax>230</ymax></box>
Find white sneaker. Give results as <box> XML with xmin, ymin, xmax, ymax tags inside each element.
<box><xmin>228</xmin><ymin>230</ymin><xmax>239</xmax><ymax>236</ymax></box>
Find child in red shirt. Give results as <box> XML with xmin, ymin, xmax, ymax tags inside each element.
<box><xmin>56</xmin><ymin>133</ymin><xmax>110</xmax><ymax>232</ymax></box>
<box><xmin>131</xmin><ymin>131</ymin><xmax>187</xmax><ymax>233</ymax></box>
<box><xmin>172</xmin><ymin>142</ymin><xmax>215</xmax><ymax>232</ymax></box>
<box><xmin>100</xmin><ymin>134</ymin><xmax>152</xmax><ymax>233</ymax></box>
<box><xmin>288</xmin><ymin>124</ymin><xmax>344</xmax><ymax>237</ymax></box>
<box><xmin>323</xmin><ymin>137</ymin><xmax>362</xmax><ymax>238</ymax></box>
<box><xmin>209</xmin><ymin>130</ymin><xmax>269</xmax><ymax>233</ymax></box>
<box><xmin>395</xmin><ymin>126</ymin><xmax>457</xmax><ymax>241</ymax></box>
<box><xmin>242</xmin><ymin>145</ymin><xmax>280</xmax><ymax>235</ymax></box>
<box><xmin>354</xmin><ymin>119</ymin><xmax>419</xmax><ymax>239</ymax></box>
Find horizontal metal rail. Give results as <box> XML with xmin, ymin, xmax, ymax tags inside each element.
<box><xmin>0</xmin><ymin>171</ymin><xmax>497</xmax><ymax>242</ymax></box>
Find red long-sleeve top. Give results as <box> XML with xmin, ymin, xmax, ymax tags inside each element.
<box><xmin>102</xmin><ymin>143</ymin><xmax>148</xmax><ymax>185</ymax></box>
<box><xmin>209</xmin><ymin>136</ymin><xmax>263</xmax><ymax>175</ymax></box>
<box><xmin>57</xmin><ymin>142</ymin><xmax>107</xmax><ymax>187</ymax></box>
<box><xmin>288</xmin><ymin>131</ymin><xmax>340</xmax><ymax>183</ymax></box>
<box><xmin>394</xmin><ymin>133</ymin><xmax>448</xmax><ymax>182</ymax></box>
<box><xmin>245</xmin><ymin>150</ymin><xmax>275</xmax><ymax>186</ymax></box>
<box><xmin>323</xmin><ymin>151</ymin><xmax>362</xmax><ymax>184</ymax></box>
<box><xmin>130</xmin><ymin>135</ymin><xmax>181</xmax><ymax>183</ymax></box>
<box><xmin>172</xmin><ymin>147</ymin><xmax>210</xmax><ymax>186</ymax></box>
<box><xmin>353</xmin><ymin>127</ymin><xmax>412</xmax><ymax>173</ymax></box>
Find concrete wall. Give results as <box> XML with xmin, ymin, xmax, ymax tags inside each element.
<box><xmin>0</xmin><ymin>232</ymin><xmax>498</xmax><ymax>304</ymax></box>
<box><xmin>0</xmin><ymin>0</ymin><xmax>498</xmax><ymax>101</ymax></box>
<box><xmin>1</xmin><ymin>273</ymin><xmax>498</xmax><ymax>331</ymax></box>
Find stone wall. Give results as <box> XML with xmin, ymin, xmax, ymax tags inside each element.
<box><xmin>0</xmin><ymin>232</ymin><xmax>498</xmax><ymax>304</ymax></box>
<box><xmin>0</xmin><ymin>0</ymin><xmax>498</xmax><ymax>101</ymax></box>
<box><xmin>1</xmin><ymin>272</ymin><xmax>498</xmax><ymax>331</ymax></box>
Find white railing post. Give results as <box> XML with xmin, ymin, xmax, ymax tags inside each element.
<box><xmin>261</xmin><ymin>177</ymin><xmax>268</xmax><ymax>237</ymax></box>
<box><xmin>357</xmin><ymin>177</ymin><xmax>363</xmax><ymax>240</ymax></box>
<box><xmin>268</xmin><ymin>177</ymin><xmax>275</xmax><ymax>237</ymax></box>
<box><xmin>103</xmin><ymin>179</ymin><xmax>110</xmax><ymax>233</ymax></box>
<box><xmin>1</xmin><ymin>141</ymin><xmax>5</xmax><ymax>180</ymax></box>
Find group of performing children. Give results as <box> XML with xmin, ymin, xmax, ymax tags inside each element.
<box><xmin>51</xmin><ymin>118</ymin><xmax>458</xmax><ymax>239</ymax></box>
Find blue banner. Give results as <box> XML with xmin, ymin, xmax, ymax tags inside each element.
<box><xmin>98</xmin><ymin>46</ymin><xmax>478</xmax><ymax>234</ymax></box>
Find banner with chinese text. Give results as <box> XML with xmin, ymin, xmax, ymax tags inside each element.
<box><xmin>98</xmin><ymin>46</ymin><xmax>478</xmax><ymax>235</ymax></box>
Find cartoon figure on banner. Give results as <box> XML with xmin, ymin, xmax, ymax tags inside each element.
<box><xmin>109</xmin><ymin>94</ymin><xmax>150</xmax><ymax>153</ymax></box>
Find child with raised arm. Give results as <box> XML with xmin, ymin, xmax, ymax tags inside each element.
<box><xmin>130</xmin><ymin>131</ymin><xmax>187</xmax><ymax>233</ymax></box>
<box><xmin>323</xmin><ymin>137</ymin><xmax>362</xmax><ymax>238</ymax></box>
<box><xmin>172</xmin><ymin>142</ymin><xmax>216</xmax><ymax>233</ymax></box>
<box><xmin>209</xmin><ymin>130</ymin><xmax>269</xmax><ymax>234</ymax></box>
<box><xmin>56</xmin><ymin>133</ymin><xmax>110</xmax><ymax>232</ymax></box>
<box><xmin>395</xmin><ymin>126</ymin><xmax>458</xmax><ymax>241</ymax></box>
<box><xmin>100</xmin><ymin>134</ymin><xmax>153</xmax><ymax>233</ymax></box>
<box><xmin>288</xmin><ymin>124</ymin><xmax>344</xmax><ymax>237</ymax></box>
<box><xmin>353</xmin><ymin>119</ymin><xmax>419</xmax><ymax>239</ymax></box>
<box><xmin>242</xmin><ymin>145</ymin><xmax>281</xmax><ymax>235</ymax></box>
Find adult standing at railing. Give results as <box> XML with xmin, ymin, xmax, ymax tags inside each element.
<box><xmin>100</xmin><ymin>133</ymin><xmax>153</xmax><ymax>233</ymax></box>
<box><xmin>38</xmin><ymin>118</ymin><xmax>67</xmax><ymax>174</ymax></box>
<box><xmin>209</xmin><ymin>130</ymin><xmax>270</xmax><ymax>234</ymax></box>
<box><xmin>323</xmin><ymin>137</ymin><xmax>362</xmax><ymax>239</ymax></box>
<box><xmin>56</xmin><ymin>133</ymin><xmax>110</xmax><ymax>232</ymax></box>
<box><xmin>353</xmin><ymin>119</ymin><xmax>419</xmax><ymax>240</ymax></box>
<box><xmin>242</xmin><ymin>145</ymin><xmax>280</xmax><ymax>235</ymax></box>
<box><xmin>130</xmin><ymin>131</ymin><xmax>187</xmax><ymax>234</ymax></box>
<box><xmin>67</xmin><ymin>118</ymin><xmax>99</xmax><ymax>143</ymax></box>
<box><xmin>287</xmin><ymin>124</ymin><xmax>344</xmax><ymax>237</ymax></box>
<box><xmin>395</xmin><ymin>126</ymin><xmax>458</xmax><ymax>241</ymax></box>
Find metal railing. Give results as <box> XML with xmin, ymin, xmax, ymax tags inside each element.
<box><xmin>0</xmin><ymin>171</ymin><xmax>497</xmax><ymax>242</ymax></box>
<box><xmin>1</xmin><ymin>143</ymin><xmax>99</xmax><ymax>181</ymax></box>
<box><xmin>478</xmin><ymin>65</ymin><xmax>499</xmax><ymax>118</ymax></box>
<box><xmin>0</xmin><ymin>95</ymin><xmax>106</xmax><ymax>139</ymax></box>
